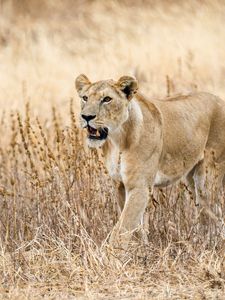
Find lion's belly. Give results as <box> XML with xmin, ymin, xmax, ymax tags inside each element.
<box><xmin>154</xmin><ymin>171</ymin><xmax>179</xmax><ymax>187</ymax></box>
<box><xmin>154</xmin><ymin>150</ymin><xmax>204</xmax><ymax>187</ymax></box>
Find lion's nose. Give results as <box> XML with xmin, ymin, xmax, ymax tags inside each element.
<box><xmin>81</xmin><ymin>114</ymin><xmax>96</xmax><ymax>122</ymax></box>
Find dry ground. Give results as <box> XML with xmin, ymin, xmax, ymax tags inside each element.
<box><xmin>0</xmin><ymin>0</ymin><xmax>225</xmax><ymax>299</ymax></box>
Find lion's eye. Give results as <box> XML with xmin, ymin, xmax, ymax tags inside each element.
<box><xmin>102</xmin><ymin>96</ymin><xmax>112</xmax><ymax>103</ymax></box>
<box><xmin>82</xmin><ymin>96</ymin><xmax>88</xmax><ymax>102</ymax></box>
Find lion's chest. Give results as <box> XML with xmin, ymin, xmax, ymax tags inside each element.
<box><xmin>105</xmin><ymin>147</ymin><xmax>122</xmax><ymax>182</ymax></box>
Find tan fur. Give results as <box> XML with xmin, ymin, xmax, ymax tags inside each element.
<box><xmin>75</xmin><ymin>74</ymin><xmax>225</xmax><ymax>249</ymax></box>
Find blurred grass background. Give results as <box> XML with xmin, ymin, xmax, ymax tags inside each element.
<box><xmin>1</xmin><ymin>0</ymin><xmax>225</xmax><ymax>114</ymax></box>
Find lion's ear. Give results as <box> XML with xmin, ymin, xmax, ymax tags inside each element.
<box><xmin>75</xmin><ymin>74</ymin><xmax>91</xmax><ymax>94</ymax></box>
<box><xmin>116</xmin><ymin>76</ymin><xmax>138</xmax><ymax>100</ymax></box>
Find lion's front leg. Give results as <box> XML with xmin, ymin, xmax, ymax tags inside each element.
<box><xmin>109</xmin><ymin>148</ymin><xmax>161</xmax><ymax>251</ymax></box>
<box><xmin>116</xmin><ymin>181</ymin><xmax>126</xmax><ymax>213</ymax></box>
<box><xmin>109</xmin><ymin>185</ymin><xmax>149</xmax><ymax>250</ymax></box>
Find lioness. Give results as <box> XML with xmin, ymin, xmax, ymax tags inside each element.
<box><xmin>75</xmin><ymin>74</ymin><xmax>225</xmax><ymax>248</ymax></box>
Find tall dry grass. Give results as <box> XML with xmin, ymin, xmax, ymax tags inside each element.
<box><xmin>0</xmin><ymin>0</ymin><xmax>225</xmax><ymax>299</ymax></box>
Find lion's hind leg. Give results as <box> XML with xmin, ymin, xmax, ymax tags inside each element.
<box><xmin>187</xmin><ymin>157</ymin><xmax>225</xmax><ymax>236</ymax></box>
<box><xmin>186</xmin><ymin>159</ymin><xmax>207</xmax><ymax>207</ymax></box>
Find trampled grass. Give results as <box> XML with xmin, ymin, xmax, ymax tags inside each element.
<box><xmin>0</xmin><ymin>1</ymin><xmax>224</xmax><ymax>299</ymax></box>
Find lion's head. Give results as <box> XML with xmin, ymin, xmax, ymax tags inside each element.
<box><xmin>75</xmin><ymin>74</ymin><xmax>138</xmax><ymax>147</ymax></box>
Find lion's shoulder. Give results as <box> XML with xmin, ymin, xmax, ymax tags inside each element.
<box><xmin>135</xmin><ymin>93</ymin><xmax>162</xmax><ymax>125</ymax></box>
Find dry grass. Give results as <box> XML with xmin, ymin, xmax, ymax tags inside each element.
<box><xmin>0</xmin><ymin>0</ymin><xmax>225</xmax><ymax>299</ymax></box>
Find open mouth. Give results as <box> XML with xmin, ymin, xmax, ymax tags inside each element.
<box><xmin>87</xmin><ymin>125</ymin><xmax>108</xmax><ymax>140</ymax></box>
